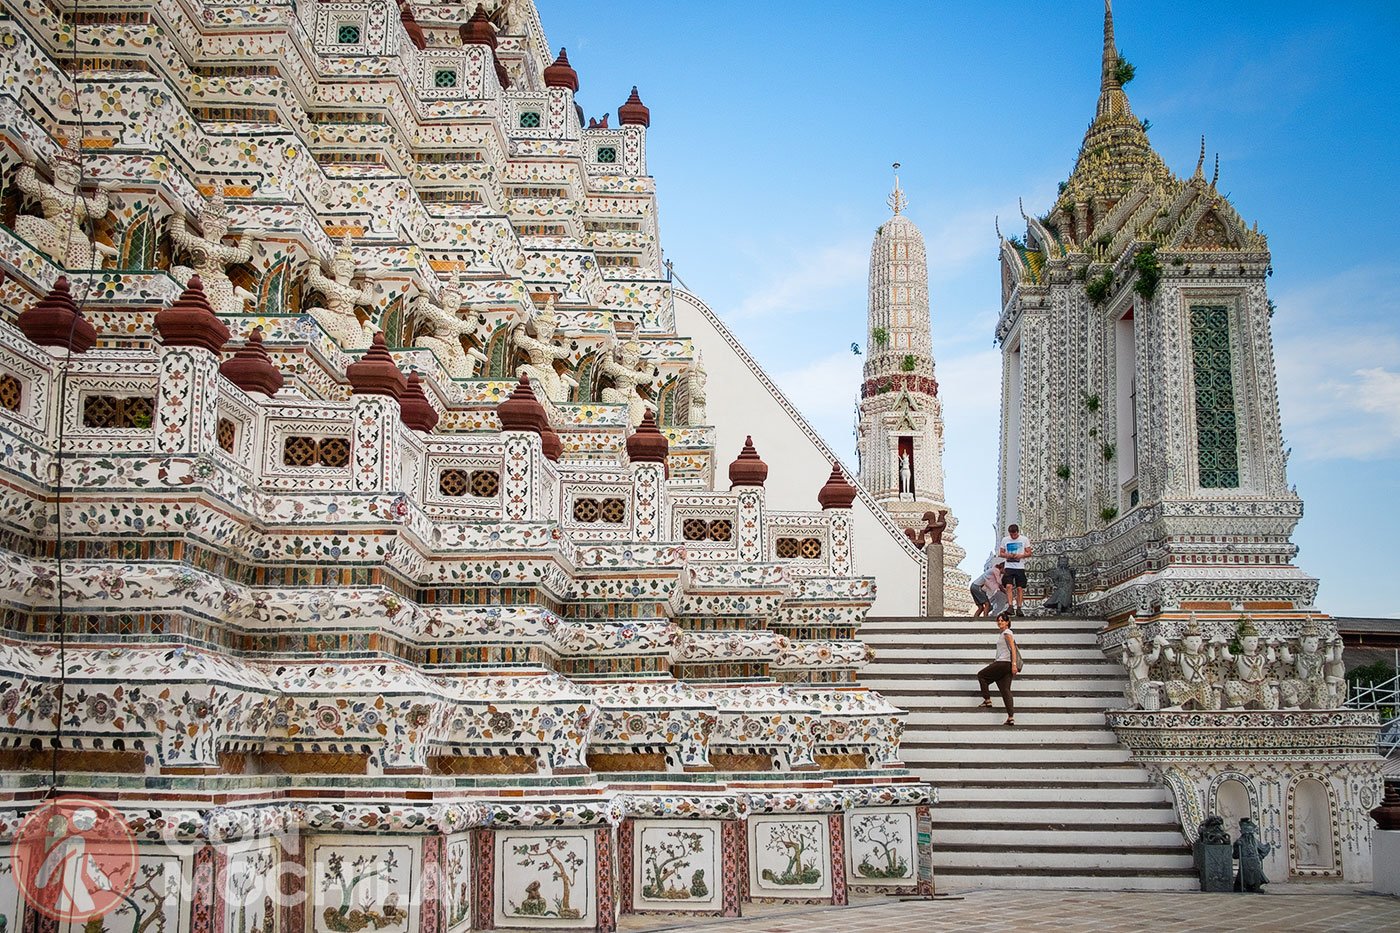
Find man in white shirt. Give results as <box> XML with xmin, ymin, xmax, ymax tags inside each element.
<box><xmin>998</xmin><ymin>524</ymin><xmax>1033</xmax><ymax>618</ymax></box>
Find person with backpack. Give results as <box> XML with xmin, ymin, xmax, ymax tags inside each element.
<box><xmin>977</xmin><ymin>612</ymin><xmax>1021</xmax><ymax>726</ymax></box>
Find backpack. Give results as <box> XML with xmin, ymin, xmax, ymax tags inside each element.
<box><xmin>1010</xmin><ymin>634</ymin><xmax>1025</xmax><ymax>672</ymax></box>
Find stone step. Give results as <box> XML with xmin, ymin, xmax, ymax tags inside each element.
<box><xmin>901</xmin><ymin>744</ymin><xmax>1133</xmax><ymax>765</ymax></box>
<box><xmin>867</xmin><ymin>645</ymin><xmax>1114</xmax><ymax>661</ymax></box>
<box><xmin>860</xmin><ymin>614</ymin><xmax>1188</xmax><ymax>890</ymax></box>
<box><xmin>915</xmin><ymin>764</ymin><xmax>1158</xmax><ymax>785</ymax></box>
<box><xmin>934</xmin><ymin>785</ymin><xmax>1173</xmax><ymax>805</ymax></box>
<box><xmin>935</xmin><ymin>784</ymin><xmax>1176</xmax><ymax>806</ymax></box>
<box><xmin>900</xmin><ymin>723</ymin><xmax>1122</xmax><ymax>743</ymax></box>
<box><xmin>867</xmin><ymin>690</ymin><xmax>1124</xmax><ymax>710</ymax></box>
<box><xmin>935</xmin><ymin>803</ymin><xmax>1180</xmax><ymax>823</ymax></box>
<box><xmin>931</xmin><ymin>826</ymin><xmax>1189</xmax><ymax>847</ymax></box>
<box><xmin>870</xmin><ymin>655</ymin><xmax>1117</xmax><ymax>674</ymax></box>
<box><xmin>866</xmin><ymin>630</ymin><xmax>1105</xmax><ymax>643</ymax></box>
<box><xmin>894</xmin><ymin>710</ymin><xmax>1113</xmax><ymax>726</ymax></box>
<box><xmin>931</xmin><ymin>869</ymin><xmax>1198</xmax><ymax>892</ymax></box>
<box><xmin>868</xmin><ymin>681</ymin><xmax>1125</xmax><ymax>700</ymax></box>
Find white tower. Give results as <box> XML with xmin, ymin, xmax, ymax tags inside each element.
<box><xmin>857</xmin><ymin>169</ymin><xmax>971</xmax><ymax>612</ymax></box>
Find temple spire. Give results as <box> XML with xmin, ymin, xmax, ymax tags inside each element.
<box><xmin>1101</xmin><ymin>0</ymin><xmax>1118</xmax><ymax>92</ymax></box>
<box><xmin>887</xmin><ymin>162</ymin><xmax>907</xmax><ymax>215</ymax></box>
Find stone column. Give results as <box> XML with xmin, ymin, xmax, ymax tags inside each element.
<box><xmin>925</xmin><ymin>540</ymin><xmax>945</xmax><ymax>617</ymax></box>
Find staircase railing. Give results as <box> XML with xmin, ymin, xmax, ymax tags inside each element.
<box><xmin>1346</xmin><ymin>669</ymin><xmax>1400</xmax><ymax>757</ymax></box>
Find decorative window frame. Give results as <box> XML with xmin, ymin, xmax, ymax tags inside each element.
<box><xmin>1180</xmin><ymin>289</ymin><xmax>1249</xmax><ymax>494</ymax></box>
<box><xmin>62</xmin><ymin>373</ymin><xmax>160</xmax><ymax>449</ymax></box>
<box><xmin>422</xmin><ymin>54</ymin><xmax>465</xmax><ymax>100</ymax></box>
<box><xmin>420</xmin><ymin>453</ymin><xmax>506</xmax><ymax>515</ymax></box>
<box><xmin>261</xmin><ymin>418</ymin><xmax>354</xmax><ymax>488</ymax></box>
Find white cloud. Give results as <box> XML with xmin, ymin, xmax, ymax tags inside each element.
<box><xmin>769</xmin><ymin>351</ymin><xmax>864</xmax><ymax>454</ymax></box>
<box><xmin>730</xmin><ymin>241</ymin><xmax>868</xmax><ymax>320</ymax></box>
<box><xmin>1273</xmin><ymin>264</ymin><xmax>1400</xmax><ymax>461</ymax></box>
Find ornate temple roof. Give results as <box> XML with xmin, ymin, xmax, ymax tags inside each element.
<box><xmin>1054</xmin><ymin>0</ymin><xmax>1167</xmax><ymax>216</ymax></box>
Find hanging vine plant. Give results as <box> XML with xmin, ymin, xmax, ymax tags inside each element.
<box><xmin>1055</xmin><ymin>464</ymin><xmax>1071</xmax><ymax>480</ymax></box>
<box><xmin>1085</xmin><ymin>269</ymin><xmax>1114</xmax><ymax>304</ymax></box>
<box><xmin>900</xmin><ymin>354</ymin><xmax>917</xmax><ymax>372</ymax></box>
<box><xmin>872</xmin><ymin>326</ymin><xmax>889</xmax><ymax>347</ymax></box>
<box><xmin>1132</xmin><ymin>245</ymin><xmax>1161</xmax><ymax>300</ymax></box>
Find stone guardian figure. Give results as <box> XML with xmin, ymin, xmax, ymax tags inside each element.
<box><xmin>600</xmin><ymin>337</ymin><xmax>659</xmax><ymax>428</ymax></box>
<box><xmin>512</xmin><ymin>298</ymin><xmax>579</xmax><ymax>403</ymax></box>
<box><xmin>14</xmin><ymin>140</ymin><xmax>117</xmax><ymax>269</ymax></box>
<box><xmin>303</xmin><ymin>234</ymin><xmax>377</xmax><ymax>350</ymax></box>
<box><xmin>409</xmin><ymin>273</ymin><xmax>488</xmax><ymax>378</ymax></box>
<box><xmin>1233</xmin><ymin>817</ymin><xmax>1271</xmax><ymax>892</ymax></box>
<box><xmin>169</xmin><ymin>189</ymin><xmax>257</xmax><ymax>314</ymax></box>
<box><xmin>1118</xmin><ymin>625</ymin><xmax>1163</xmax><ymax>710</ymax></box>
<box><xmin>1278</xmin><ymin>617</ymin><xmax>1331</xmax><ymax>709</ymax></box>
<box><xmin>1044</xmin><ymin>556</ymin><xmax>1075</xmax><ymax>613</ymax></box>
<box><xmin>1218</xmin><ymin>619</ymin><xmax>1279</xmax><ymax>710</ymax></box>
<box><xmin>1162</xmin><ymin>619</ymin><xmax>1219</xmax><ymax>711</ymax></box>
<box><xmin>684</xmin><ymin>352</ymin><xmax>708</xmax><ymax>426</ymax></box>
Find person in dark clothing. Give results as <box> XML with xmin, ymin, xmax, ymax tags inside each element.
<box><xmin>977</xmin><ymin>613</ymin><xmax>1020</xmax><ymax>725</ymax></box>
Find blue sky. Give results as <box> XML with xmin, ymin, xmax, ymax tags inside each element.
<box><xmin>538</xmin><ymin>1</ymin><xmax>1400</xmax><ymax>618</ymax></box>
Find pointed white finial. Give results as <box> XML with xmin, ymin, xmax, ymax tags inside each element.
<box><xmin>887</xmin><ymin>162</ymin><xmax>908</xmax><ymax>215</ymax></box>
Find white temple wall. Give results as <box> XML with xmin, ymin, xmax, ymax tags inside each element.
<box><xmin>673</xmin><ymin>289</ymin><xmax>925</xmax><ymax>617</ymax></box>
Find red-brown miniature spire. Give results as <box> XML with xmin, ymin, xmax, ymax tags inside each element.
<box><xmin>398</xmin><ymin>372</ymin><xmax>439</xmax><ymax>432</ymax></box>
<box><xmin>618</xmin><ymin>86</ymin><xmax>651</xmax><ymax>127</ymax></box>
<box><xmin>16</xmin><ymin>276</ymin><xmax>96</xmax><ymax>353</ymax></box>
<box><xmin>817</xmin><ymin>461</ymin><xmax>857</xmax><ymax>510</ymax></box>
<box><xmin>346</xmin><ymin>332</ymin><xmax>407</xmax><ymax>398</ymax></box>
<box><xmin>154</xmin><ymin>275</ymin><xmax>230</xmax><ymax>354</ymax></box>
<box><xmin>496</xmin><ymin>375</ymin><xmax>547</xmax><ymax>434</ymax></box>
<box><xmin>728</xmin><ymin>436</ymin><xmax>768</xmax><ymax>488</ymax></box>
<box><xmin>459</xmin><ymin>3</ymin><xmax>496</xmax><ymax>48</ymax></box>
<box><xmin>543</xmin><ymin>48</ymin><xmax>579</xmax><ymax>92</ymax></box>
<box><xmin>398</xmin><ymin>1</ymin><xmax>427</xmax><ymax>50</ymax></box>
<box><xmin>626</xmin><ymin>410</ymin><xmax>668</xmax><ymax>464</ymax></box>
<box><xmin>219</xmin><ymin>327</ymin><xmax>284</xmax><ymax>396</ymax></box>
<box><xmin>540</xmin><ymin>424</ymin><xmax>563</xmax><ymax>462</ymax></box>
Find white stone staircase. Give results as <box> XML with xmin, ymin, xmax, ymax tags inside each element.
<box><xmin>860</xmin><ymin>615</ymin><xmax>1198</xmax><ymax>891</ymax></box>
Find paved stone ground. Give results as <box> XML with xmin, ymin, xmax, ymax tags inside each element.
<box><xmin>618</xmin><ymin>887</ymin><xmax>1400</xmax><ymax>932</ymax></box>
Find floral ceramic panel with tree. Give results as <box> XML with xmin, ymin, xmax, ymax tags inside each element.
<box><xmin>633</xmin><ymin>821</ymin><xmax>721</xmax><ymax>911</ymax></box>
<box><xmin>308</xmin><ymin>841</ymin><xmax>415</xmax><ymax>933</ymax></box>
<box><xmin>845</xmin><ymin>808</ymin><xmax>916</xmax><ymax>884</ymax></box>
<box><xmin>223</xmin><ymin>841</ymin><xmax>280</xmax><ymax>933</ymax></box>
<box><xmin>494</xmin><ymin>830</ymin><xmax>595</xmax><ymax>928</ymax></box>
<box><xmin>747</xmin><ymin>816</ymin><xmax>832</xmax><ymax>899</ymax></box>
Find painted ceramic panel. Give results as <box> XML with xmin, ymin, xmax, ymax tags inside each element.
<box><xmin>844</xmin><ymin>808</ymin><xmax>916</xmax><ymax>885</ymax></box>
<box><xmin>747</xmin><ymin>815</ymin><xmax>832</xmax><ymax>899</ymax></box>
<box><xmin>493</xmin><ymin>830</ymin><xmax>595</xmax><ymax>928</ymax></box>
<box><xmin>632</xmin><ymin>820</ymin><xmax>721</xmax><ymax>911</ymax></box>
<box><xmin>61</xmin><ymin>850</ymin><xmax>189</xmax><ymax>933</ymax></box>
<box><xmin>224</xmin><ymin>840</ymin><xmax>282</xmax><ymax>933</ymax></box>
<box><xmin>443</xmin><ymin>835</ymin><xmax>473</xmax><ymax>932</ymax></box>
<box><xmin>308</xmin><ymin>839</ymin><xmax>416</xmax><ymax>933</ymax></box>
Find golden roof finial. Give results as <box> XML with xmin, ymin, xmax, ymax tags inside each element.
<box><xmin>887</xmin><ymin>162</ymin><xmax>908</xmax><ymax>216</ymax></box>
<box><xmin>1101</xmin><ymin>0</ymin><xmax>1118</xmax><ymax>92</ymax></box>
<box><xmin>1194</xmin><ymin>135</ymin><xmax>1207</xmax><ymax>179</ymax></box>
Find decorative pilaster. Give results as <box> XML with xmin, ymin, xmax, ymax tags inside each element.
<box><xmin>153</xmin><ymin>276</ymin><xmax>229</xmax><ymax>455</ymax></box>
<box><xmin>351</xmin><ymin>394</ymin><xmax>398</xmax><ymax>491</ymax></box>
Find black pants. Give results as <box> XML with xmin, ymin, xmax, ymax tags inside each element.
<box><xmin>978</xmin><ymin>660</ymin><xmax>1015</xmax><ymax>715</ymax></box>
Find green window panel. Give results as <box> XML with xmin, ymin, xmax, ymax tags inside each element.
<box><xmin>1190</xmin><ymin>305</ymin><xmax>1240</xmax><ymax>488</ymax></box>
<box><xmin>519</xmin><ymin>111</ymin><xmax>542</xmax><ymax>128</ymax></box>
<box><xmin>434</xmin><ymin>69</ymin><xmax>458</xmax><ymax>88</ymax></box>
<box><xmin>596</xmin><ymin>146</ymin><xmax>617</xmax><ymax>164</ymax></box>
<box><xmin>337</xmin><ymin>24</ymin><xmax>361</xmax><ymax>44</ymax></box>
